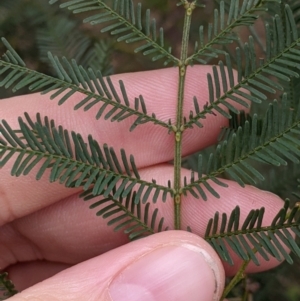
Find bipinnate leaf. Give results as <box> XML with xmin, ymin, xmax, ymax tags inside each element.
<box><xmin>1</xmin><ymin>2</ymin><xmax>300</xmax><ymax>297</ymax></box>
<box><xmin>188</xmin><ymin>0</ymin><xmax>281</xmax><ymax>65</ymax></box>
<box><xmin>186</xmin><ymin>4</ymin><xmax>300</xmax><ymax>129</ymax></box>
<box><xmin>81</xmin><ymin>188</ymin><xmax>168</xmax><ymax>240</ymax></box>
<box><xmin>0</xmin><ymin>114</ymin><xmax>173</xmax><ymax>204</ymax></box>
<box><xmin>204</xmin><ymin>200</ymin><xmax>300</xmax><ymax>266</ymax></box>
<box><xmin>36</xmin><ymin>15</ymin><xmax>113</xmax><ymax>75</ymax></box>
<box><xmin>0</xmin><ymin>38</ymin><xmax>170</xmax><ymax>131</ymax></box>
<box><xmin>183</xmin><ymin>94</ymin><xmax>300</xmax><ymax>200</ymax></box>
<box><xmin>49</xmin><ymin>0</ymin><xmax>178</xmax><ymax>66</ymax></box>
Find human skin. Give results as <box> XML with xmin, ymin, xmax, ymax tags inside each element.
<box><xmin>0</xmin><ymin>66</ymin><xmax>286</xmax><ymax>300</ymax></box>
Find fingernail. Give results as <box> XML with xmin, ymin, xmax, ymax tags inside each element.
<box><xmin>109</xmin><ymin>243</ymin><xmax>221</xmax><ymax>301</ymax></box>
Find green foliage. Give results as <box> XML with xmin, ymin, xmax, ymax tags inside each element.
<box><xmin>205</xmin><ymin>200</ymin><xmax>300</xmax><ymax>266</ymax></box>
<box><xmin>49</xmin><ymin>0</ymin><xmax>178</xmax><ymax>65</ymax></box>
<box><xmin>36</xmin><ymin>15</ymin><xmax>113</xmax><ymax>74</ymax></box>
<box><xmin>83</xmin><ymin>188</ymin><xmax>168</xmax><ymax>240</ymax></box>
<box><xmin>0</xmin><ymin>273</ymin><xmax>17</xmax><ymax>300</ymax></box>
<box><xmin>2</xmin><ymin>0</ymin><xmax>300</xmax><ymax>299</ymax></box>
<box><xmin>0</xmin><ymin>113</ymin><xmax>172</xmax><ymax>206</ymax></box>
<box><xmin>0</xmin><ymin>38</ymin><xmax>168</xmax><ymax>129</ymax></box>
<box><xmin>189</xmin><ymin>0</ymin><xmax>280</xmax><ymax>64</ymax></box>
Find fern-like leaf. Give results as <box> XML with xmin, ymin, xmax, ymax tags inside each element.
<box><xmin>0</xmin><ymin>38</ymin><xmax>170</xmax><ymax>130</ymax></box>
<box><xmin>36</xmin><ymin>15</ymin><xmax>113</xmax><ymax>75</ymax></box>
<box><xmin>82</xmin><ymin>188</ymin><xmax>168</xmax><ymax>240</ymax></box>
<box><xmin>185</xmin><ymin>4</ymin><xmax>300</xmax><ymax>129</ymax></box>
<box><xmin>188</xmin><ymin>0</ymin><xmax>281</xmax><ymax>64</ymax></box>
<box><xmin>0</xmin><ymin>114</ymin><xmax>173</xmax><ymax>204</ymax></box>
<box><xmin>183</xmin><ymin>93</ymin><xmax>300</xmax><ymax>199</ymax></box>
<box><xmin>79</xmin><ymin>40</ymin><xmax>114</xmax><ymax>75</ymax></box>
<box><xmin>204</xmin><ymin>200</ymin><xmax>300</xmax><ymax>266</ymax></box>
<box><xmin>49</xmin><ymin>0</ymin><xmax>179</xmax><ymax>66</ymax></box>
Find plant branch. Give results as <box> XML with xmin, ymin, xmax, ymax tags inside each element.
<box><xmin>221</xmin><ymin>259</ymin><xmax>251</xmax><ymax>301</ymax></box>
<box><xmin>173</xmin><ymin>2</ymin><xmax>196</xmax><ymax>230</ymax></box>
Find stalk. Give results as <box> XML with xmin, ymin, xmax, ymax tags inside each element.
<box><xmin>173</xmin><ymin>2</ymin><xmax>195</xmax><ymax>229</ymax></box>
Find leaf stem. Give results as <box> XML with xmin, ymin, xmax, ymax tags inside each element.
<box><xmin>174</xmin><ymin>2</ymin><xmax>195</xmax><ymax>230</ymax></box>
<box><xmin>221</xmin><ymin>259</ymin><xmax>250</xmax><ymax>300</ymax></box>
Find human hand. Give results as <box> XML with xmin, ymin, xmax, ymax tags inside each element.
<box><xmin>0</xmin><ymin>67</ymin><xmax>286</xmax><ymax>301</ymax></box>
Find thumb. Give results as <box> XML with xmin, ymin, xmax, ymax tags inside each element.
<box><xmin>8</xmin><ymin>231</ymin><xmax>225</xmax><ymax>301</ymax></box>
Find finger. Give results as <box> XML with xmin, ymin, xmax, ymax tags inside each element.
<box><xmin>1</xmin><ymin>165</ymin><xmax>286</xmax><ymax>276</ymax></box>
<box><xmin>7</xmin><ymin>231</ymin><xmax>225</xmax><ymax>301</ymax></box>
<box><xmin>0</xmin><ymin>66</ymin><xmax>249</xmax><ymax>223</ymax></box>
